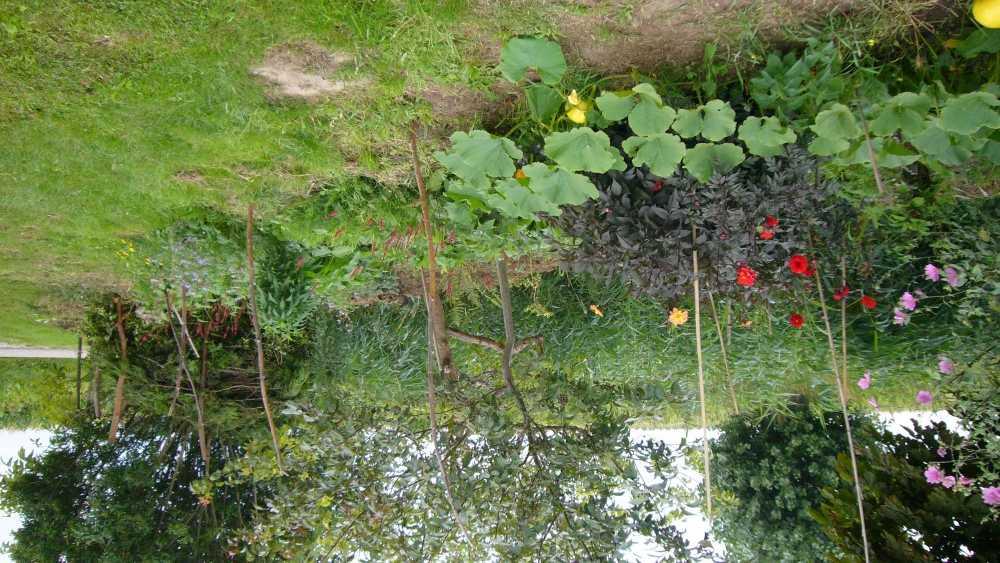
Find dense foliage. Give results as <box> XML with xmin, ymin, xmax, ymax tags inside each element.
<box><xmin>711</xmin><ymin>400</ymin><xmax>874</xmax><ymax>561</ymax></box>
<box><xmin>814</xmin><ymin>421</ymin><xmax>1000</xmax><ymax>561</ymax></box>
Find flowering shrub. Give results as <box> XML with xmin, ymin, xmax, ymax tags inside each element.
<box><xmin>557</xmin><ymin>146</ymin><xmax>842</xmax><ymax>299</ymax></box>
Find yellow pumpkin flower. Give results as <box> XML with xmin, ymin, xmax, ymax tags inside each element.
<box><xmin>565</xmin><ymin>89</ymin><xmax>590</xmax><ymax>124</ymax></box>
<box><xmin>514</xmin><ymin>168</ymin><xmax>526</xmax><ymax>180</ymax></box>
<box><xmin>667</xmin><ymin>307</ymin><xmax>688</xmax><ymax>327</ymax></box>
<box><xmin>589</xmin><ymin>304</ymin><xmax>604</xmax><ymax>317</ymax></box>
<box><xmin>973</xmin><ymin>0</ymin><xmax>1000</xmax><ymax>28</ymax></box>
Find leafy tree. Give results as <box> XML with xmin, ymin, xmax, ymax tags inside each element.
<box><xmin>0</xmin><ymin>415</ymin><xmax>255</xmax><ymax>562</ymax></box>
<box><xmin>0</xmin><ymin>359</ymin><xmax>77</xmax><ymax>428</ymax></box>
<box><xmin>813</xmin><ymin>421</ymin><xmax>1000</xmax><ymax>562</ymax></box>
<box><xmin>710</xmin><ymin>399</ymin><xmax>873</xmax><ymax>562</ymax></box>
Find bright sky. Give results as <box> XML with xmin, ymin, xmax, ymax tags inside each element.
<box><xmin>0</xmin><ymin>410</ymin><xmax>960</xmax><ymax>561</ymax></box>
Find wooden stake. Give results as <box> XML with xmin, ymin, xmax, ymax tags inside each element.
<box><xmin>247</xmin><ymin>206</ymin><xmax>284</xmax><ymax>472</ymax></box>
<box><xmin>815</xmin><ymin>264</ymin><xmax>870</xmax><ymax>562</ymax></box>
<box><xmin>692</xmin><ymin>228</ymin><xmax>712</xmax><ymax>521</ymax></box>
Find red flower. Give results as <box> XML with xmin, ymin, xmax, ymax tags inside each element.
<box><xmin>651</xmin><ymin>180</ymin><xmax>664</xmax><ymax>193</ymax></box>
<box><xmin>833</xmin><ymin>286</ymin><xmax>850</xmax><ymax>302</ymax></box>
<box><xmin>788</xmin><ymin>254</ymin><xmax>811</xmax><ymax>276</ymax></box>
<box><xmin>736</xmin><ymin>265</ymin><xmax>757</xmax><ymax>287</ymax></box>
<box><xmin>764</xmin><ymin>215</ymin><xmax>779</xmax><ymax>228</ymax></box>
<box><xmin>860</xmin><ymin>295</ymin><xmax>877</xmax><ymax>310</ymax></box>
<box><xmin>789</xmin><ymin>313</ymin><xmax>805</xmax><ymax>328</ymax></box>
<box><xmin>759</xmin><ymin>229</ymin><xmax>775</xmax><ymax>240</ymax></box>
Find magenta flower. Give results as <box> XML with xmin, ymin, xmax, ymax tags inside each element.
<box><xmin>925</xmin><ymin>263</ymin><xmax>941</xmax><ymax>282</ymax></box>
<box><xmin>925</xmin><ymin>466</ymin><xmax>944</xmax><ymax>484</ymax></box>
<box><xmin>982</xmin><ymin>487</ymin><xmax>1000</xmax><ymax>506</ymax></box>
<box><xmin>867</xmin><ymin>397</ymin><xmax>879</xmax><ymax>410</ymax></box>
<box><xmin>945</xmin><ymin>267</ymin><xmax>960</xmax><ymax>287</ymax></box>
<box><xmin>900</xmin><ymin>291</ymin><xmax>918</xmax><ymax>311</ymax></box>
<box><xmin>893</xmin><ymin>308</ymin><xmax>910</xmax><ymax>326</ymax></box>
<box><xmin>916</xmin><ymin>390</ymin><xmax>933</xmax><ymax>405</ymax></box>
<box><xmin>942</xmin><ymin>475</ymin><xmax>957</xmax><ymax>489</ymax></box>
<box><xmin>959</xmin><ymin>476</ymin><xmax>973</xmax><ymax>487</ymax></box>
<box><xmin>857</xmin><ymin>371</ymin><xmax>872</xmax><ymax>390</ymax></box>
<box><xmin>938</xmin><ymin>357</ymin><xmax>954</xmax><ymax>375</ymax></box>
<box><xmin>937</xmin><ymin>447</ymin><xmax>948</xmax><ymax>458</ymax></box>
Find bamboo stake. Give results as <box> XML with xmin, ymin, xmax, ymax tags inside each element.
<box><xmin>814</xmin><ymin>264</ymin><xmax>870</xmax><ymax>562</ymax></box>
<box><xmin>246</xmin><ymin>206</ymin><xmax>284</xmax><ymax>472</ymax></box>
<box><xmin>108</xmin><ymin>297</ymin><xmax>129</xmax><ymax>443</ymax></box>
<box><xmin>708</xmin><ymin>291</ymin><xmax>739</xmax><ymax>415</ymax></box>
<box><xmin>840</xmin><ymin>257</ymin><xmax>850</xmax><ymax>401</ymax></box>
<box><xmin>692</xmin><ymin>228</ymin><xmax>712</xmax><ymax>520</ymax></box>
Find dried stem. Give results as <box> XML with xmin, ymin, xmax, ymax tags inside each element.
<box><xmin>447</xmin><ymin>328</ymin><xmax>542</xmax><ymax>355</ymax></box>
<box><xmin>247</xmin><ymin>205</ymin><xmax>284</xmax><ymax>472</ymax></box>
<box><xmin>841</xmin><ymin>257</ymin><xmax>850</xmax><ymax>400</ymax></box>
<box><xmin>165</xmin><ymin>291</ymin><xmax>211</xmax><ymax>471</ymax></box>
<box><xmin>708</xmin><ymin>291</ymin><xmax>739</xmax><ymax>415</ymax></box>
<box><xmin>108</xmin><ymin>297</ymin><xmax>129</xmax><ymax>443</ymax></box>
<box><xmin>814</xmin><ymin>264</ymin><xmax>870</xmax><ymax>563</ymax></box>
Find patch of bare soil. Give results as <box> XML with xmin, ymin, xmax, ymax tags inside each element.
<box><xmin>558</xmin><ymin>0</ymin><xmax>857</xmax><ymax>73</ymax></box>
<box><xmin>174</xmin><ymin>169</ymin><xmax>204</xmax><ymax>184</ymax></box>
<box><xmin>251</xmin><ymin>40</ymin><xmax>367</xmax><ymax>102</ymax></box>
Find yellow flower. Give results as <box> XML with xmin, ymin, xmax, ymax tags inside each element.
<box><xmin>589</xmin><ymin>304</ymin><xmax>604</xmax><ymax>317</ymax></box>
<box><xmin>667</xmin><ymin>307</ymin><xmax>688</xmax><ymax>327</ymax></box>
<box><xmin>514</xmin><ymin>167</ymin><xmax>526</xmax><ymax>180</ymax></box>
<box><xmin>565</xmin><ymin>89</ymin><xmax>591</xmax><ymax>124</ymax></box>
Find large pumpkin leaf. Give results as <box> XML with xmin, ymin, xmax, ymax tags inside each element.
<box><xmin>811</xmin><ymin>104</ymin><xmax>861</xmax><ymax>140</ymax></box>
<box><xmin>628</xmin><ymin>98</ymin><xmax>676</xmax><ymax>136</ymax></box>
<box><xmin>525</xmin><ymin>83</ymin><xmax>564</xmax><ymax>122</ymax></box>
<box><xmin>910</xmin><ymin>124</ymin><xmax>974</xmax><ymax>166</ymax></box>
<box><xmin>837</xmin><ymin>138</ymin><xmax>920</xmax><ymax>169</ymax></box>
<box><xmin>434</xmin><ymin>130</ymin><xmax>522</xmax><ymax>182</ymax></box>
<box><xmin>808</xmin><ymin>135</ymin><xmax>850</xmax><ymax>157</ymax></box>
<box><xmin>631</xmin><ymin>82</ymin><xmax>663</xmax><ymax>105</ymax></box>
<box><xmin>940</xmin><ymin>91</ymin><xmax>1000</xmax><ymax>135</ymax></box>
<box><xmin>683</xmin><ymin>143</ymin><xmax>745</xmax><ymax>183</ymax></box>
<box><xmin>596</xmin><ymin>91</ymin><xmax>637</xmax><ymax>121</ymax></box>
<box><xmin>870</xmin><ymin>93</ymin><xmax>931</xmax><ymax>137</ymax></box>
<box><xmin>738</xmin><ymin>116</ymin><xmax>796</xmax><ymax>157</ymax></box>
<box><xmin>522</xmin><ymin>163</ymin><xmax>598</xmax><ymax>210</ymax></box>
<box><xmin>671</xmin><ymin>100</ymin><xmax>736</xmax><ymax>141</ymax></box>
<box><xmin>499</xmin><ymin>37</ymin><xmax>567</xmax><ymax>85</ymax></box>
<box><xmin>486</xmin><ymin>178</ymin><xmax>560</xmax><ymax>219</ymax></box>
<box><xmin>622</xmin><ymin>134</ymin><xmax>686</xmax><ymax>177</ymax></box>
<box><xmin>543</xmin><ymin>128</ymin><xmax>625</xmax><ymax>173</ymax></box>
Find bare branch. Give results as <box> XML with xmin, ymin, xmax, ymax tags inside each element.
<box><xmin>447</xmin><ymin>328</ymin><xmax>543</xmax><ymax>355</ymax></box>
<box><xmin>108</xmin><ymin>296</ymin><xmax>129</xmax><ymax>443</ymax></box>
<box><xmin>247</xmin><ymin>205</ymin><xmax>284</xmax><ymax>472</ymax></box>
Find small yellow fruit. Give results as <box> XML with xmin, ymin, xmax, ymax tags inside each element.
<box><xmin>973</xmin><ymin>0</ymin><xmax>1000</xmax><ymax>28</ymax></box>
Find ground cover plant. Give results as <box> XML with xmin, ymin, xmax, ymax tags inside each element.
<box><xmin>2</xmin><ymin>2</ymin><xmax>1000</xmax><ymax>562</ymax></box>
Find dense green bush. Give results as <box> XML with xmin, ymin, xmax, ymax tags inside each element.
<box><xmin>711</xmin><ymin>400</ymin><xmax>873</xmax><ymax>562</ymax></box>
<box><xmin>0</xmin><ymin>360</ymin><xmax>77</xmax><ymax>429</ymax></box>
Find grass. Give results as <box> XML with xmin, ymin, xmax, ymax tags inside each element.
<box><xmin>0</xmin><ymin>0</ymin><xmax>555</xmax><ymax>344</ymax></box>
<box><xmin>306</xmin><ymin>272</ymin><xmax>951</xmax><ymax>427</ymax></box>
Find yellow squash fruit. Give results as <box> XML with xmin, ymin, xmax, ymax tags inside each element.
<box><xmin>974</xmin><ymin>0</ymin><xmax>1000</xmax><ymax>28</ymax></box>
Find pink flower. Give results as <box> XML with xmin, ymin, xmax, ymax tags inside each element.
<box><xmin>893</xmin><ymin>308</ymin><xmax>910</xmax><ymax>326</ymax></box>
<box><xmin>959</xmin><ymin>476</ymin><xmax>973</xmax><ymax>487</ymax></box>
<box><xmin>900</xmin><ymin>291</ymin><xmax>918</xmax><ymax>311</ymax></box>
<box><xmin>917</xmin><ymin>390</ymin><xmax>933</xmax><ymax>405</ymax></box>
<box><xmin>925</xmin><ymin>263</ymin><xmax>941</xmax><ymax>282</ymax></box>
<box><xmin>942</xmin><ymin>475</ymin><xmax>957</xmax><ymax>488</ymax></box>
<box><xmin>945</xmin><ymin>267</ymin><xmax>960</xmax><ymax>287</ymax></box>
<box><xmin>937</xmin><ymin>447</ymin><xmax>948</xmax><ymax>458</ymax></box>
<box><xmin>867</xmin><ymin>397</ymin><xmax>879</xmax><ymax>410</ymax></box>
<box><xmin>938</xmin><ymin>357</ymin><xmax>954</xmax><ymax>375</ymax></box>
<box><xmin>925</xmin><ymin>466</ymin><xmax>944</xmax><ymax>484</ymax></box>
<box><xmin>982</xmin><ymin>487</ymin><xmax>1000</xmax><ymax>506</ymax></box>
<box><xmin>857</xmin><ymin>371</ymin><xmax>872</xmax><ymax>390</ymax></box>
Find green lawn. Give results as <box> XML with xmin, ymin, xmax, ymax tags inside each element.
<box><xmin>0</xmin><ymin>0</ymin><xmax>556</xmax><ymax>344</ymax></box>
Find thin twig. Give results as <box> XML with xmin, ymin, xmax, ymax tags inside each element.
<box><xmin>841</xmin><ymin>257</ymin><xmax>850</xmax><ymax>401</ymax></box>
<box><xmin>708</xmin><ymin>291</ymin><xmax>739</xmax><ymax>415</ymax></box>
<box><xmin>814</xmin><ymin>264</ymin><xmax>870</xmax><ymax>563</ymax></box>
<box><xmin>421</xmin><ymin>285</ymin><xmax>475</xmax><ymax>551</ymax></box>
<box><xmin>692</xmin><ymin>227</ymin><xmax>712</xmax><ymax>521</ymax></box>
<box><xmin>165</xmin><ymin>291</ymin><xmax>211</xmax><ymax>471</ymax></box>
<box><xmin>247</xmin><ymin>205</ymin><xmax>284</xmax><ymax>472</ymax></box>
<box><xmin>447</xmin><ymin>328</ymin><xmax>543</xmax><ymax>355</ymax></box>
